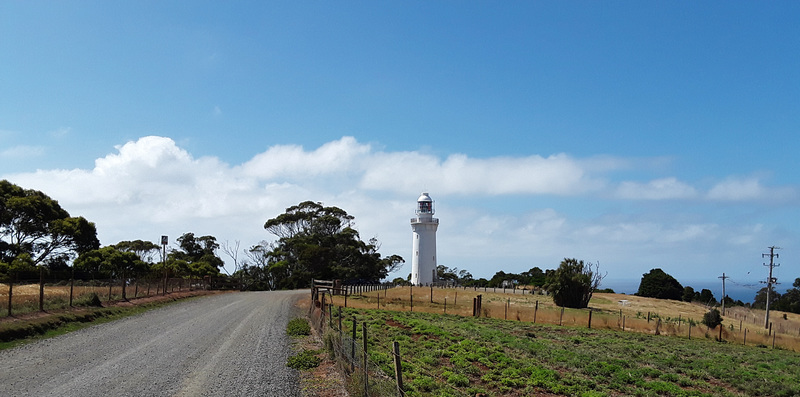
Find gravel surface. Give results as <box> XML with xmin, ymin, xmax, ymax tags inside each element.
<box><xmin>0</xmin><ymin>290</ymin><xmax>307</xmax><ymax>397</ymax></box>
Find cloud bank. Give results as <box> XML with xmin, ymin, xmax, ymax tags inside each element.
<box><xmin>4</xmin><ymin>136</ymin><xmax>795</xmax><ymax>286</ymax></box>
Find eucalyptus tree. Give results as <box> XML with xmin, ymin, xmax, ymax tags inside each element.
<box><xmin>0</xmin><ymin>180</ymin><xmax>99</xmax><ymax>274</ymax></box>
<box><xmin>263</xmin><ymin>201</ymin><xmax>404</xmax><ymax>289</ymax></box>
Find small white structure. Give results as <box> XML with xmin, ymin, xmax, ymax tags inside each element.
<box><xmin>411</xmin><ymin>192</ymin><xmax>439</xmax><ymax>285</ymax></box>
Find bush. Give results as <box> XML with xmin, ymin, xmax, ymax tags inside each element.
<box><xmin>702</xmin><ymin>309</ymin><xmax>722</xmax><ymax>329</ymax></box>
<box><xmin>286</xmin><ymin>349</ymin><xmax>321</xmax><ymax>370</ymax></box>
<box><xmin>286</xmin><ymin>317</ymin><xmax>311</xmax><ymax>337</ymax></box>
<box><xmin>74</xmin><ymin>292</ymin><xmax>103</xmax><ymax>307</ymax></box>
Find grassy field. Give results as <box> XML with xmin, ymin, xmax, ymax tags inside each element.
<box><xmin>328</xmin><ymin>287</ymin><xmax>800</xmax><ymax>352</ymax></box>
<box><xmin>334</xmin><ymin>306</ymin><xmax>800</xmax><ymax>397</ymax></box>
<box><xmin>0</xmin><ymin>281</ymin><xmax>186</xmax><ymax>317</ymax></box>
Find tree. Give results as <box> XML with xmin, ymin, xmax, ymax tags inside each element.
<box><xmin>114</xmin><ymin>240</ymin><xmax>160</xmax><ymax>264</ymax></box>
<box><xmin>753</xmin><ymin>287</ymin><xmax>780</xmax><ymax>310</ymax></box>
<box><xmin>262</xmin><ymin>201</ymin><xmax>403</xmax><ymax>289</ymax></box>
<box><xmin>682</xmin><ymin>286</ymin><xmax>696</xmax><ymax>302</ymax></box>
<box><xmin>702</xmin><ymin>308</ymin><xmax>723</xmax><ymax>329</ymax></box>
<box><xmin>636</xmin><ymin>268</ymin><xmax>683</xmax><ymax>300</ymax></box>
<box><xmin>698</xmin><ymin>289</ymin><xmax>716</xmax><ymax>305</ymax></box>
<box><xmin>74</xmin><ymin>246</ymin><xmax>146</xmax><ymax>299</ymax></box>
<box><xmin>170</xmin><ymin>232</ymin><xmax>224</xmax><ymax>277</ymax></box>
<box><xmin>0</xmin><ymin>180</ymin><xmax>99</xmax><ymax>268</ymax></box>
<box><xmin>544</xmin><ymin>258</ymin><xmax>605</xmax><ymax>309</ymax></box>
<box><xmin>773</xmin><ymin>278</ymin><xmax>800</xmax><ymax>314</ymax></box>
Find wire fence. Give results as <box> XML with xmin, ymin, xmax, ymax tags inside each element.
<box><xmin>0</xmin><ymin>270</ymin><xmax>234</xmax><ymax>317</ymax></box>
<box><xmin>323</xmin><ymin>283</ymin><xmax>800</xmax><ymax>353</ymax></box>
<box><xmin>309</xmin><ymin>283</ymin><xmax>478</xmax><ymax>397</ymax></box>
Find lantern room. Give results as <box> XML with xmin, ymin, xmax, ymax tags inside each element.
<box><xmin>416</xmin><ymin>192</ymin><xmax>435</xmax><ymax>215</ymax></box>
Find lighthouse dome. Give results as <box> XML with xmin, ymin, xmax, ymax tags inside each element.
<box><xmin>415</xmin><ymin>192</ymin><xmax>434</xmax><ymax>215</ymax></box>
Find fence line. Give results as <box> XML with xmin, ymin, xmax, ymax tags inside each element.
<box><xmin>323</xmin><ymin>283</ymin><xmax>800</xmax><ymax>352</ymax></box>
<box><xmin>1</xmin><ymin>271</ymin><xmax>235</xmax><ymax>318</ymax></box>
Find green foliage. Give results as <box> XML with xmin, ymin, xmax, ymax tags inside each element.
<box><xmin>262</xmin><ymin>201</ymin><xmax>403</xmax><ymax>289</ymax></box>
<box><xmin>286</xmin><ymin>317</ymin><xmax>311</xmax><ymax>337</ymax></box>
<box><xmin>636</xmin><ymin>268</ymin><xmax>683</xmax><ymax>300</ymax></box>
<box><xmin>286</xmin><ymin>349</ymin><xmax>321</xmax><ymax>370</ymax></box>
<box><xmin>545</xmin><ymin>258</ymin><xmax>604</xmax><ymax>308</ymax></box>
<box><xmin>0</xmin><ymin>180</ymin><xmax>99</xmax><ymax>271</ymax></box>
<box><xmin>702</xmin><ymin>309</ymin><xmax>723</xmax><ymax>329</ymax></box>
<box><xmin>169</xmin><ymin>233</ymin><xmax>223</xmax><ymax>277</ymax></box>
<box><xmin>85</xmin><ymin>292</ymin><xmax>103</xmax><ymax>307</ymax></box>
<box><xmin>336</xmin><ymin>307</ymin><xmax>800</xmax><ymax>397</ymax></box>
<box><xmin>74</xmin><ymin>246</ymin><xmax>145</xmax><ymax>279</ymax></box>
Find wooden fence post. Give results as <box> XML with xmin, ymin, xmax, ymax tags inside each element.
<box><xmin>7</xmin><ymin>273</ymin><xmax>13</xmax><ymax>316</ymax></box>
<box><xmin>559</xmin><ymin>307</ymin><xmax>564</xmax><ymax>326</ymax></box>
<box><xmin>393</xmin><ymin>341</ymin><xmax>404</xmax><ymax>396</ymax></box>
<box><xmin>688</xmin><ymin>323</ymin><xmax>692</xmax><ymax>340</ymax></box>
<box><xmin>622</xmin><ymin>316</ymin><xmax>626</xmax><ymax>330</ymax></box>
<box><xmin>534</xmin><ymin>301</ymin><xmax>538</xmax><ymax>324</ymax></box>
<box><xmin>70</xmin><ymin>267</ymin><xmax>75</xmax><ymax>307</ymax></box>
<box><xmin>505</xmin><ymin>298</ymin><xmax>508</xmax><ymax>320</ymax></box>
<box><xmin>39</xmin><ymin>267</ymin><xmax>45</xmax><ymax>312</ymax></box>
<box><xmin>588</xmin><ymin>310</ymin><xmax>593</xmax><ymax>329</ymax></box>
<box><xmin>430</xmin><ymin>285</ymin><xmax>433</xmax><ymax>304</ymax></box>
<box><xmin>743</xmin><ymin>328</ymin><xmax>747</xmax><ymax>346</ymax></box>
<box><xmin>444</xmin><ymin>298</ymin><xmax>447</xmax><ymax>314</ymax></box>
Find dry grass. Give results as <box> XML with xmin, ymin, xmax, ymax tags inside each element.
<box><xmin>0</xmin><ymin>281</ymin><xmax>168</xmax><ymax>317</ymax></box>
<box><xmin>326</xmin><ymin>286</ymin><xmax>800</xmax><ymax>352</ymax></box>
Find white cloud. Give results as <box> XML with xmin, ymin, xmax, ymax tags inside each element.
<box><xmin>361</xmin><ymin>151</ymin><xmax>606</xmax><ymax>196</ymax></box>
<box><xmin>706</xmin><ymin>177</ymin><xmax>797</xmax><ymax>202</ymax></box>
<box><xmin>241</xmin><ymin>136</ymin><xmax>370</xmax><ymax>180</ymax></box>
<box><xmin>616</xmin><ymin>177</ymin><xmax>697</xmax><ymax>200</ymax></box>
<box><xmin>1</xmin><ymin>135</ymin><xmax>794</xmax><ymax>285</ymax></box>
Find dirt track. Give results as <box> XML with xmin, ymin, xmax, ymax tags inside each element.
<box><xmin>0</xmin><ymin>290</ymin><xmax>306</xmax><ymax>397</ymax></box>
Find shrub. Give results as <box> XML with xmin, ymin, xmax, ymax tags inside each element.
<box><xmin>702</xmin><ymin>309</ymin><xmax>722</xmax><ymax>329</ymax></box>
<box><xmin>286</xmin><ymin>349</ymin><xmax>321</xmax><ymax>370</ymax></box>
<box><xmin>286</xmin><ymin>317</ymin><xmax>311</xmax><ymax>337</ymax></box>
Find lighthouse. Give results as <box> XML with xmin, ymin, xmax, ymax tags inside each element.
<box><xmin>411</xmin><ymin>192</ymin><xmax>439</xmax><ymax>285</ymax></box>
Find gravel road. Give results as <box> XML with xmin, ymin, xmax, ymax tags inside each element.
<box><xmin>0</xmin><ymin>290</ymin><xmax>307</xmax><ymax>397</ymax></box>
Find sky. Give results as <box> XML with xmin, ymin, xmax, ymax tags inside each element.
<box><xmin>1</xmin><ymin>2</ymin><xmax>799</xmax><ymax>301</ymax></box>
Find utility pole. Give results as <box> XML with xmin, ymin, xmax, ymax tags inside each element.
<box><xmin>718</xmin><ymin>273</ymin><xmax>729</xmax><ymax>316</ymax></box>
<box><xmin>761</xmin><ymin>246</ymin><xmax>780</xmax><ymax>329</ymax></box>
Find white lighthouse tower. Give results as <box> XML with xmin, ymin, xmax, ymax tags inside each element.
<box><xmin>411</xmin><ymin>192</ymin><xmax>438</xmax><ymax>286</ymax></box>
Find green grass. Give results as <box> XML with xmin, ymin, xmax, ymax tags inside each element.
<box><xmin>287</xmin><ymin>317</ymin><xmax>312</xmax><ymax>337</ymax></box>
<box><xmin>337</xmin><ymin>308</ymin><xmax>800</xmax><ymax>397</ymax></box>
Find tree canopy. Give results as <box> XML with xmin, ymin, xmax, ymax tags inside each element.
<box><xmin>168</xmin><ymin>233</ymin><xmax>224</xmax><ymax>278</ymax></box>
<box><xmin>0</xmin><ymin>180</ymin><xmax>99</xmax><ymax>272</ymax></box>
<box><xmin>636</xmin><ymin>268</ymin><xmax>683</xmax><ymax>300</ymax></box>
<box><xmin>544</xmin><ymin>258</ymin><xmax>604</xmax><ymax>309</ymax></box>
<box><xmin>260</xmin><ymin>201</ymin><xmax>403</xmax><ymax>289</ymax></box>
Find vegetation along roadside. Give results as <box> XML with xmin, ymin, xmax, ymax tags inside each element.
<box><xmin>334</xmin><ymin>307</ymin><xmax>800</xmax><ymax>397</ymax></box>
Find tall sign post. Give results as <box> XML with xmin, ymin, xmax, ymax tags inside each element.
<box><xmin>161</xmin><ymin>236</ymin><xmax>168</xmax><ymax>295</ymax></box>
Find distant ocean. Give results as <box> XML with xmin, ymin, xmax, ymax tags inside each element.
<box><xmin>599</xmin><ymin>279</ymin><xmax>786</xmax><ymax>304</ymax></box>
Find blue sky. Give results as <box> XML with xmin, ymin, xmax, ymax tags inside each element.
<box><xmin>2</xmin><ymin>2</ymin><xmax>798</xmax><ymax>300</ymax></box>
